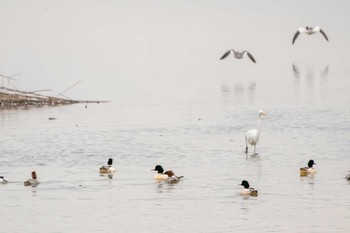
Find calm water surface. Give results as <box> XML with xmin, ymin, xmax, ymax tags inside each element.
<box><xmin>1</xmin><ymin>63</ymin><xmax>350</xmax><ymax>233</ymax></box>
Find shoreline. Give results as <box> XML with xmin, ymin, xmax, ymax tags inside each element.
<box><xmin>0</xmin><ymin>87</ymin><xmax>107</xmax><ymax>108</ymax></box>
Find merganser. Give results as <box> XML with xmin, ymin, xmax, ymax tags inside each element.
<box><xmin>300</xmin><ymin>160</ymin><xmax>316</xmax><ymax>176</ymax></box>
<box><xmin>164</xmin><ymin>170</ymin><xmax>184</xmax><ymax>184</ymax></box>
<box><xmin>0</xmin><ymin>176</ymin><xmax>8</xmax><ymax>184</ymax></box>
<box><xmin>239</xmin><ymin>180</ymin><xmax>258</xmax><ymax>196</ymax></box>
<box><xmin>24</xmin><ymin>171</ymin><xmax>39</xmax><ymax>187</ymax></box>
<box><xmin>345</xmin><ymin>171</ymin><xmax>350</xmax><ymax>180</ymax></box>
<box><xmin>220</xmin><ymin>49</ymin><xmax>256</xmax><ymax>63</ymax></box>
<box><xmin>152</xmin><ymin>165</ymin><xmax>168</xmax><ymax>180</ymax></box>
<box><xmin>152</xmin><ymin>165</ymin><xmax>180</xmax><ymax>181</ymax></box>
<box><xmin>99</xmin><ymin>158</ymin><xmax>116</xmax><ymax>174</ymax></box>
<box><xmin>292</xmin><ymin>26</ymin><xmax>329</xmax><ymax>44</ymax></box>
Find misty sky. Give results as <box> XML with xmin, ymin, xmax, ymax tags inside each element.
<box><xmin>1</xmin><ymin>0</ymin><xmax>349</xmax><ymax>103</ymax></box>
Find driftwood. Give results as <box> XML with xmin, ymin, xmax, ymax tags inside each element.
<box><xmin>0</xmin><ymin>87</ymin><xmax>106</xmax><ymax>108</ymax></box>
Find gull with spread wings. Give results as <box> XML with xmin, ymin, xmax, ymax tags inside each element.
<box><xmin>220</xmin><ymin>49</ymin><xmax>256</xmax><ymax>63</ymax></box>
<box><xmin>292</xmin><ymin>26</ymin><xmax>329</xmax><ymax>44</ymax></box>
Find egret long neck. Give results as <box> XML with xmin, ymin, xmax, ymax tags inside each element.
<box><xmin>256</xmin><ymin>115</ymin><xmax>262</xmax><ymax>133</ymax></box>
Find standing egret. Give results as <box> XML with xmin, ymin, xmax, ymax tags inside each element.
<box><xmin>245</xmin><ymin>110</ymin><xmax>267</xmax><ymax>155</ymax></box>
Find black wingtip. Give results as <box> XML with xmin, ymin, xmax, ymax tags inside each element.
<box><xmin>292</xmin><ymin>31</ymin><xmax>300</xmax><ymax>45</ymax></box>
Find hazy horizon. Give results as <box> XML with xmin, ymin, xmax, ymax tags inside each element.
<box><xmin>1</xmin><ymin>0</ymin><xmax>350</xmax><ymax>105</ymax></box>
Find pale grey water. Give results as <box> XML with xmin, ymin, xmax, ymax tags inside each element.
<box><xmin>1</xmin><ymin>1</ymin><xmax>350</xmax><ymax>233</ymax></box>
<box><xmin>1</xmin><ymin>61</ymin><xmax>350</xmax><ymax>233</ymax></box>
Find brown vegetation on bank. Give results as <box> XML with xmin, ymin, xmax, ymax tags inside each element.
<box><xmin>0</xmin><ymin>87</ymin><xmax>105</xmax><ymax>108</ymax></box>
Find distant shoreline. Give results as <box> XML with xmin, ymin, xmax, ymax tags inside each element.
<box><xmin>0</xmin><ymin>87</ymin><xmax>107</xmax><ymax>108</ymax></box>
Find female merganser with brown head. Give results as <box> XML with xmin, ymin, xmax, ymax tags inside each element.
<box><xmin>164</xmin><ymin>170</ymin><xmax>184</xmax><ymax>184</ymax></box>
<box><xmin>24</xmin><ymin>171</ymin><xmax>39</xmax><ymax>187</ymax></box>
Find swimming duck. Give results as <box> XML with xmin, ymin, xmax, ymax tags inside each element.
<box><xmin>152</xmin><ymin>165</ymin><xmax>168</xmax><ymax>180</ymax></box>
<box><xmin>239</xmin><ymin>180</ymin><xmax>258</xmax><ymax>196</ymax></box>
<box><xmin>300</xmin><ymin>160</ymin><xmax>316</xmax><ymax>176</ymax></box>
<box><xmin>99</xmin><ymin>158</ymin><xmax>116</xmax><ymax>174</ymax></box>
<box><xmin>24</xmin><ymin>171</ymin><xmax>39</xmax><ymax>187</ymax></box>
<box><xmin>0</xmin><ymin>176</ymin><xmax>8</xmax><ymax>184</ymax></box>
<box><xmin>345</xmin><ymin>172</ymin><xmax>350</xmax><ymax>180</ymax></box>
<box><xmin>220</xmin><ymin>49</ymin><xmax>256</xmax><ymax>63</ymax></box>
<box><xmin>152</xmin><ymin>165</ymin><xmax>181</xmax><ymax>181</ymax></box>
<box><xmin>292</xmin><ymin>26</ymin><xmax>329</xmax><ymax>44</ymax></box>
<box><xmin>164</xmin><ymin>170</ymin><xmax>184</xmax><ymax>184</ymax></box>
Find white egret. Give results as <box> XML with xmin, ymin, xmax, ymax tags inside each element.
<box><xmin>245</xmin><ymin>110</ymin><xmax>267</xmax><ymax>155</ymax></box>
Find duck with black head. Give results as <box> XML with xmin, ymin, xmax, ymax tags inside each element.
<box><xmin>239</xmin><ymin>180</ymin><xmax>258</xmax><ymax>197</ymax></box>
<box><xmin>152</xmin><ymin>165</ymin><xmax>183</xmax><ymax>183</ymax></box>
<box><xmin>24</xmin><ymin>171</ymin><xmax>39</xmax><ymax>187</ymax></box>
<box><xmin>345</xmin><ymin>172</ymin><xmax>350</xmax><ymax>180</ymax></box>
<box><xmin>300</xmin><ymin>160</ymin><xmax>316</xmax><ymax>176</ymax></box>
<box><xmin>152</xmin><ymin>165</ymin><xmax>168</xmax><ymax>181</ymax></box>
<box><xmin>99</xmin><ymin>158</ymin><xmax>116</xmax><ymax>174</ymax></box>
<box><xmin>0</xmin><ymin>176</ymin><xmax>8</xmax><ymax>184</ymax></box>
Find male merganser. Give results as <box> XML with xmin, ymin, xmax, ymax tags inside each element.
<box><xmin>239</xmin><ymin>180</ymin><xmax>258</xmax><ymax>196</ymax></box>
<box><xmin>164</xmin><ymin>170</ymin><xmax>184</xmax><ymax>184</ymax></box>
<box><xmin>292</xmin><ymin>26</ymin><xmax>329</xmax><ymax>44</ymax></box>
<box><xmin>99</xmin><ymin>158</ymin><xmax>116</xmax><ymax>174</ymax></box>
<box><xmin>220</xmin><ymin>49</ymin><xmax>256</xmax><ymax>63</ymax></box>
<box><xmin>300</xmin><ymin>160</ymin><xmax>316</xmax><ymax>176</ymax></box>
<box><xmin>152</xmin><ymin>165</ymin><xmax>168</xmax><ymax>180</ymax></box>
<box><xmin>152</xmin><ymin>165</ymin><xmax>182</xmax><ymax>181</ymax></box>
<box><xmin>24</xmin><ymin>171</ymin><xmax>40</xmax><ymax>187</ymax></box>
<box><xmin>345</xmin><ymin>172</ymin><xmax>350</xmax><ymax>180</ymax></box>
<box><xmin>0</xmin><ymin>176</ymin><xmax>8</xmax><ymax>184</ymax></box>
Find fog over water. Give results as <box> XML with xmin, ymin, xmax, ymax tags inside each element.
<box><xmin>1</xmin><ymin>1</ymin><xmax>350</xmax><ymax>233</ymax></box>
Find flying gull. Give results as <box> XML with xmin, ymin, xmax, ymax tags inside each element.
<box><xmin>292</xmin><ymin>26</ymin><xmax>329</xmax><ymax>44</ymax></box>
<box><xmin>220</xmin><ymin>50</ymin><xmax>256</xmax><ymax>63</ymax></box>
